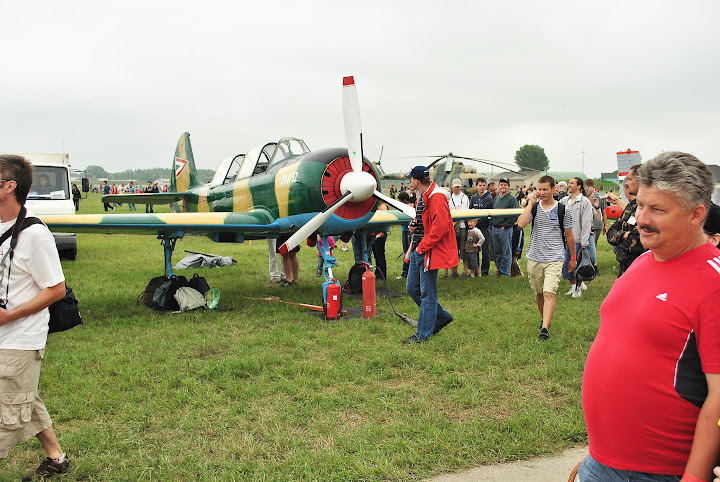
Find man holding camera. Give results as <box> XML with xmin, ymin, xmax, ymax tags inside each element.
<box><xmin>0</xmin><ymin>155</ymin><xmax>68</xmax><ymax>480</ymax></box>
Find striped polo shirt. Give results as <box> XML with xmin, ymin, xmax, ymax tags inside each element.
<box><xmin>526</xmin><ymin>200</ymin><xmax>574</xmax><ymax>263</ymax></box>
<box><xmin>411</xmin><ymin>197</ymin><xmax>425</xmax><ymax>250</ymax></box>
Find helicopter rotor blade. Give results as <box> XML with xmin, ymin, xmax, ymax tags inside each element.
<box><xmin>454</xmin><ymin>155</ymin><xmax>525</xmax><ymax>174</ymax></box>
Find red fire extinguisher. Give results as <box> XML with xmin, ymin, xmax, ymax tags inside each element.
<box><xmin>326</xmin><ymin>282</ymin><xmax>341</xmax><ymax>319</ymax></box>
<box><xmin>362</xmin><ymin>268</ymin><xmax>376</xmax><ymax>318</ymax></box>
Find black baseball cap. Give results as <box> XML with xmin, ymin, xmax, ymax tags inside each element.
<box><xmin>705</xmin><ymin>203</ymin><xmax>720</xmax><ymax>235</ymax></box>
<box><xmin>499</xmin><ymin>177</ymin><xmax>510</xmax><ymax>185</ymax></box>
<box><xmin>406</xmin><ymin>166</ymin><xmax>430</xmax><ymax>179</ymax></box>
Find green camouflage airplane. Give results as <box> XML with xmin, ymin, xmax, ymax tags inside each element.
<box><xmin>38</xmin><ymin>77</ymin><xmax>522</xmax><ymax>300</ymax></box>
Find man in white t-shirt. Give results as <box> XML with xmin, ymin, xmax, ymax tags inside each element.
<box><xmin>517</xmin><ymin>175</ymin><xmax>576</xmax><ymax>340</ymax></box>
<box><xmin>448</xmin><ymin>178</ymin><xmax>469</xmax><ymax>277</ymax></box>
<box><xmin>0</xmin><ymin>155</ymin><xmax>69</xmax><ymax>479</ymax></box>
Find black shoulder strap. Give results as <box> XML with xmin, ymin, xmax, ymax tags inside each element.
<box><xmin>1</xmin><ymin>208</ymin><xmax>45</xmax><ymax>248</ymax></box>
<box><xmin>558</xmin><ymin>202</ymin><xmax>567</xmax><ymax>247</ymax></box>
<box><xmin>2</xmin><ymin>207</ymin><xmax>47</xmax><ymax>304</ymax></box>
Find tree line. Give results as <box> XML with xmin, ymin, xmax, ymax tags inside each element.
<box><xmin>83</xmin><ymin>165</ymin><xmax>215</xmax><ymax>183</ymax></box>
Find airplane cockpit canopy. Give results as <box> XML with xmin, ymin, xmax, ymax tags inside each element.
<box><xmin>269</xmin><ymin>137</ymin><xmax>310</xmax><ymax>166</ymax></box>
<box><xmin>210</xmin><ymin>154</ymin><xmax>245</xmax><ymax>187</ymax></box>
<box><xmin>210</xmin><ymin>138</ymin><xmax>311</xmax><ymax>186</ymax></box>
<box><xmin>237</xmin><ymin>143</ymin><xmax>276</xmax><ymax>180</ymax></box>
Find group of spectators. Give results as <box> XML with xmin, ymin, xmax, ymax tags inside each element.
<box><xmin>100</xmin><ymin>181</ymin><xmax>163</xmax><ymax>213</ymax></box>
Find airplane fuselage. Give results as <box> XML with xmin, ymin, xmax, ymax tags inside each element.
<box><xmin>179</xmin><ymin>147</ymin><xmax>381</xmax><ymax>240</ymax></box>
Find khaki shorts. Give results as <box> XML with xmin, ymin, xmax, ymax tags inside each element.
<box><xmin>0</xmin><ymin>349</ymin><xmax>52</xmax><ymax>459</ymax></box>
<box><xmin>527</xmin><ymin>260</ymin><xmax>563</xmax><ymax>295</ymax></box>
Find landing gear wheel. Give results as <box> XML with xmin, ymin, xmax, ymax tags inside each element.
<box><xmin>59</xmin><ymin>247</ymin><xmax>77</xmax><ymax>261</ymax></box>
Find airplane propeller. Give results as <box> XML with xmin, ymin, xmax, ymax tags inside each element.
<box><xmin>278</xmin><ymin>77</ymin><xmax>416</xmax><ymax>256</ymax></box>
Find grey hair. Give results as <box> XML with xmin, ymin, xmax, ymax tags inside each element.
<box><xmin>636</xmin><ymin>151</ymin><xmax>715</xmax><ymax>211</ymax></box>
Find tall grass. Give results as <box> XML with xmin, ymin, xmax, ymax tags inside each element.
<box><xmin>4</xmin><ymin>193</ymin><xmax>614</xmax><ymax>480</ymax></box>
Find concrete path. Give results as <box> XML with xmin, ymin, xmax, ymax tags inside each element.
<box><xmin>424</xmin><ymin>446</ymin><xmax>588</xmax><ymax>482</ymax></box>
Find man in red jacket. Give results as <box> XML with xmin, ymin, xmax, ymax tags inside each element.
<box><xmin>402</xmin><ymin>166</ymin><xmax>458</xmax><ymax>343</ymax></box>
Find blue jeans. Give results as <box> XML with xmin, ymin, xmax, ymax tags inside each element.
<box><xmin>491</xmin><ymin>226</ymin><xmax>512</xmax><ymax>276</ymax></box>
<box><xmin>577</xmin><ymin>454</ymin><xmax>681</xmax><ymax>482</ymax></box>
<box><xmin>563</xmin><ymin>233</ymin><xmax>596</xmax><ymax>280</ymax></box>
<box><xmin>406</xmin><ymin>249</ymin><xmax>452</xmax><ymax>340</ymax></box>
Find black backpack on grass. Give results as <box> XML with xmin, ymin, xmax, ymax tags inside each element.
<box><xmin>343</xmin><ymin>264</ymin><xmax>365</xmax><ymax>294</ymax></box>
<box><xmin>139</xmin><ymin>276</ymin><xmax>167</xmax><ymax>307</ymax></box>
<box><xmin>188</xmin><ymin>273</ymin><xmax>211</xmax><ymax>295</ymax></box>
<box><xmin>149</xmin><ymin>276</ymin><xmax>188</xmax><ymax>312</ymax></box>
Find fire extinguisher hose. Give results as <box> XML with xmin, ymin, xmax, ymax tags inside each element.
<box><xmin>370</xmin><ymin>264</ymin><xmax>417</xmax><ymax>327</ymax></box>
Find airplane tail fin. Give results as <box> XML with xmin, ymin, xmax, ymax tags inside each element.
<box><xmin>171</xmin><ymin>132</ymin><xmax>204</xmax><ymax>193</ymax></box>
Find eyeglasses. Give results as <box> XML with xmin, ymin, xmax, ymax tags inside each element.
<box><xmin>0</xmin><ymin>179</ymin><xmax>15</xmax><ymax>184</ymax></box>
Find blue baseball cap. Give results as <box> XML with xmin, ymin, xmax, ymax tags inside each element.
<box><xmin>406</xmin><ymin>166</ymin><xmax>430</xmax><ymax>180</ymax></box>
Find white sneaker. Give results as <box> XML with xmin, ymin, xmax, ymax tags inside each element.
<box><xmin>565</xmin><ymin>288</ymin><xmax>575</xmax><ymax>296</ymax></box>
<box><xmin>572</xmin><ymin>289</ymin><xmax>583</xmax><ymax>298</ymax></box>
<box><xmin>579</xmin><ymin>282</ymin><xmax>588</xmax><ymax>291</ymax></box>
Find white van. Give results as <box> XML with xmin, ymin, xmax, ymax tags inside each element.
<box><xmin>3</xmin><ymin>153</ymin><xmax>88</xmax><ymax>259</ymax></box>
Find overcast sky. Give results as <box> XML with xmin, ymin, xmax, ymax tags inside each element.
<box><xmin>2</xmin><ymin>0</ymin><xmax>719</xmax><ymax>179</ymax></box>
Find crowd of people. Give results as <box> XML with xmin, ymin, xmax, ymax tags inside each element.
<box><xmin>97</xmin><ymin>181</ymin><xmax>165</xmax><ymax>213</ymax></box>
<box><xmin>396</xmin><ymin>154</ymin><xmax>720</xmax><ymax>481</ymax></box>
<box><xmin>263</xmin><ymin>165</ymin><xmax>712</xmax><ymax>310</ymax></box>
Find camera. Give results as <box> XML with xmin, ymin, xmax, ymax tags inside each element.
<box><xmin>0</xmin><ymin>300</ymin><xmax>6</xmax><ymax>310</ymax></box>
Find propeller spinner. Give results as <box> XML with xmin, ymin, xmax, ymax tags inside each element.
<box><xmin>278</xmin><ymin>77</ymin><xmax>415</xmax><ymax>256</ymax></box>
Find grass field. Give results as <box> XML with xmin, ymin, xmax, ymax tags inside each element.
<box><xmin>5</xmin><ymin>193</ymin><xmax>614</xmax><ymax>480</ymax></box>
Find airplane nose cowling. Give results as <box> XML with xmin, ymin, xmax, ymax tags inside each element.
<box><xmin>340</xmin><ymin>171</ymin><xmax>375</xmax><ymax>201</ymax></box>
<box><xmin>321</xmin><ymin>155</ymin><xmax>378</xmax><ymax>220</ymax></box>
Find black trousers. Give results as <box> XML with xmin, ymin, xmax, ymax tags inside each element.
<box><xmin>479</xmin><ymin>226</ymin><xmax>491</xmax><ymax>275</ymax></box>
<box><xmin>369</xmin><ymin>235</ymin><xmax>387</xmax><ymax>280</ymax></box>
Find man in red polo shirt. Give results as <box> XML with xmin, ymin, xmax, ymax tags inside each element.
<box><xmin>580</xmin><ymin>152</ymin><xmax>720</xmax><ymax>482</ymax></box>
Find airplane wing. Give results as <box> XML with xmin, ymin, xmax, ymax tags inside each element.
<box><xmin>39</xmin><ymin>210</ymin><xmax>285</xmax><ymax>238</ymax></box>
<box><xmin>448</xmin><ymin>208</ymin><xmax>524</xmax><ymax>222</ymax></box>
<box><xmin>365</xmin><ymin>208</ymin><xmax>524</xmax><ymax>229</ymax></box>
<box><xmin>40</xmin><ymin>207</ymin><xmax>524</xmax><ymax>240</ymax></box>
<box><xmin>101</xmin><ymin>193</ymin><xmax>193</xmax><ymax>205</ymax></box>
